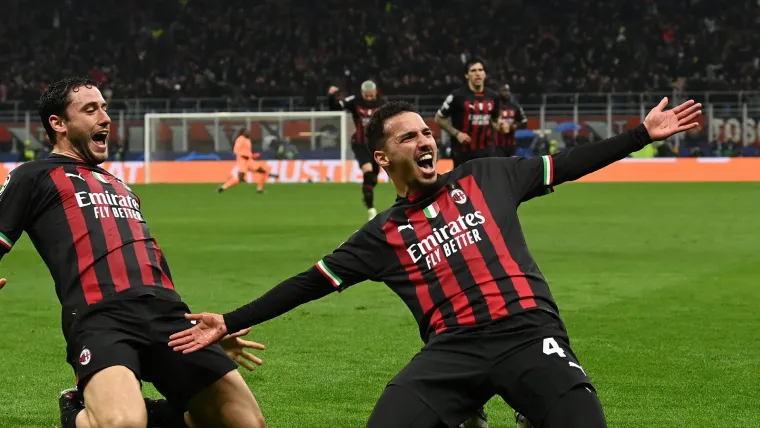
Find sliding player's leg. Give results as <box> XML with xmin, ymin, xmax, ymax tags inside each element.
<box><xmin>250</xmin><ymin>160</ymin><xmax>272</xmax><ymax>193</ymax></box>
<box><xmin>77</xmin><ymin>366</ymin><xmax>147</xmax><ymax>428</ymax></box>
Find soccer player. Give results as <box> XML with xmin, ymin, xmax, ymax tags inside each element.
<box><xmin>435</xmin><ymin>58</ymin><xmax>501</xmax><ymax>168</ymax></box>
<box><xmin>0</xmin><ymin>77</ymin><xmax>265</xmax><ymax>428</ymax></box>
<box><xmin>492</xmin><ymin>84</ymin><xmax>528</xmax><ymax>158</ymax></box>
<box><xmin>169</xmin><ymin>99</ymin><xmax>702</xmax><ymax>428</ymax></box>
<box><xmin>328</xmin><ymin>81</ymin><xmax>387</xmax><ymax>220</ymax></box>
<box><xmin>218</xmin><ymin>128</ymin><xmax>277</xmax><ymax>194</ymax></box>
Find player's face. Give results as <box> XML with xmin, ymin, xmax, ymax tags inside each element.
<box><xmin>362</xmin><ymin>90</ymin><xmax>377</xmax><ymax>102</ymax></box>
<box><xmin>62</xmin><ymin>86</ymin><xmax>111</xmax><ymax>165</ymax></box>
<box><xmin>500</xmin><ymin>87</ymin><xmax>512</xmax><ymax>101</ymax></box>
<box><xmin>466</xmin><ymin>63</ymin><xmax>486</xmax><ymax>87</ymax></box>
<box><xmin>376</xmin><ymin>112</ymin><xmax>438</xmax><ymax>190</ymax></box>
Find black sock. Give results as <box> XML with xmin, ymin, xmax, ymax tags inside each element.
<box><xmin>362</xmin><ymin>171</ymin><xmax>376</xmax><ymax>209</ymax></box>
<box><xmin>145</xmin><ymin>398</ymin><xmax>187</xmax><ymax>428</ymax></box>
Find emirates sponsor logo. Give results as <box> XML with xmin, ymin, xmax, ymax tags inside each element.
<box><xmin>406</xmin><ymin>211</ymin><xmax>485</xmax><ymax>270</ymax></box>
<box><xmin>75</xmin><ymin>190</ymin><xmax>143</xmax><ymax>220</ymax></box>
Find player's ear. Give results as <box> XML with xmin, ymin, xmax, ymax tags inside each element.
<box><xmin>49</xmin><ymin>114</ymin><xmax>66</xmax><ymax>134</ymax></box>
<box><xmin>375</xmin><ymin>150</ymin><xmax>390</xmax><ymax>168</ymax></box>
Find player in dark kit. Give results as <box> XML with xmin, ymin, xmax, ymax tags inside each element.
<box><xmin>435</xmin><ymin>58</ymin><xmax>501</xmax><ymax>168</ymax></box>
<box><xmin>328</xmin><ymin>80</ymin><xmax>387</xmax><ymax>220</ymax></box>
<box><xmin>493</xmin><ymin>84</ymin><xmax>528</xmax><ymax>158</ymax></box>
<box><xmin>0</xmin><ymin>77</ymin><xmax>265</xmax><ymax>428</ymax></box>
<box><xmin>169</xmin><ymin>98</ymin><xmax>702</xmax><ymax>427</ymax></box>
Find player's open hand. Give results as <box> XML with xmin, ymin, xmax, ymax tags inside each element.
<box><xmin>168</xmin><ymin>312</ymin><xmax>228</xmax><ymax>354</ymax></box>
<box><xmin>0</xmin><ymin>278</ymin><xmax>6</xmax><ymax>290</ymax></box>
<box><xmin>644</xmin><ymin>97</ymin><xmax>702</xmax><ymax>141</ymax></box>
<box><xmin>328</xmin><ymin>86</ymin><xmax>340</xmax><ymax>95</ymax></box>
<box><xmin>220</xmin><ymin>327</ymin><xmax>266</xmax><ymax>371</ymax></box>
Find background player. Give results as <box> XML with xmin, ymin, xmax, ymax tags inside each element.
<box><xmin>218</xmin><ymin>128</ymin><xmax>277</xmax><ymax>194</ymax></box>
<box><xmin>0</xmin><ymin>77</ymin><xmax>265</xmax><ymax>428</ymax></box>
<box><xmin>435</xmin><ymin>58</ymin><xmax>501</xmax><ymax>168</ymax></box>
<box><xmin>492</xmin><ymin>84</ymin><xmax>528</xmax><ymax>158</ymax></box>
<box><xmin>168</xmin><ymin>99</ymin><xmax>702</xmax><ymax>428</ymax></box>
<box><xmin>328</xmin><ymin>80</ymin><xmax>387</xmax><ymax>220</ymax></box>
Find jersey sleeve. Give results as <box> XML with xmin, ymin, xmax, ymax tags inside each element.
<box><xmin>499</xmin><ymin>124</ymin><xmax>654</xmax><ymax>203</ymax></box>
<box><xmin>437</xmin><ymin>93</ymin><xmax>456</xmax><ymax>119</ymax></box>
<box><xmin>0</xmin><ymin>167</ymin><xmax>35</xmax><ymax>259</ymax></box>
<box><xmin>313</xmin><ymin>225</ymin><xmax>383</xmax><ymax>292</ymax></box>
<box><xmin>490</xmin><ymin>98</ymin><xmax>501</xmax><ymax>122</ymax></box>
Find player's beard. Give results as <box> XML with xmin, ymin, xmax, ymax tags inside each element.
<box><xmin>69</xmin><ymin>128</ymin><xmax>107</xmax><ymax>166</ymax></box>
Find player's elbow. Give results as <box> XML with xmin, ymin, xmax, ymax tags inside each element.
<box><xmin>434</xmin><ymin>112</ymin><xmax>446</xmax><ymax>125</ymax></box>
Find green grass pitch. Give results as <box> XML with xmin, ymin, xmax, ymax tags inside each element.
<box><xmin>0</xmin><ymin>182</ymin><xmax>758</xmax><ymax>427</ymax></box>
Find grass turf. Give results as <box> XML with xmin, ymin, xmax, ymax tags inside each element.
<box><xmin>0</xmin><ymin>182</ymin><xmax>758</xmax><ymax>427</ymax></box>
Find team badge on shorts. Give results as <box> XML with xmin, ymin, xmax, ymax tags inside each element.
<box><xmin>79</xmin><ymin>348</ymin><xmax>92</xmax><ymax>366</ymax></box>
<box><xmin>450</xmin><ymin>188</ymin><xmax>468</xmax><ymax>205</ymax></box>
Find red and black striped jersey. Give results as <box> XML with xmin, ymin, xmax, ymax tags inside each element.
<box><xmin>329</xmin><ymin>94</ymin><xmax>387</xmax><ymax>145</ymax></box>
<box><xmin>493</xmin><ymin>100</ymin><xmax>528</xmax><ymax>147</ymax></box>
<box><xmin>437</xmin><ymin>86</ymin><xmax>500</xmax><ymax>153</ymax></box>
<box><xmin>0</xmin><ymin>154</ymin><xmax>177</xmax><ymax>334</ymax></box>
<box><xmin>222</xmin><ymin>125</ymin><xmax>655</xmax><ymax>341</ymax></box>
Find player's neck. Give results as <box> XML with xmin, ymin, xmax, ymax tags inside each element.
<box><xmin>468</xmin><ymin>82</ymin><xmax>484</xmax><ymax>93</ymax></box>
<box><xmin>52</xmin><ymin>144</ymin><xmax>85</xmax><ymax>162</ymax></box>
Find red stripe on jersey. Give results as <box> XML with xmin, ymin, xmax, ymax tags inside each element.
<box><xmin>153</xmin><ymin>244</ymin><xmax>175</xmax><ymax>289</ymax></box>
<box><xmin>438</xmin><ymin>194</ymin><xmax>508</xmax><ymax>320</ymax></box>
<box><xmin>407</xmin><ymin>205</ymin><xmax>477</xmax><ymax>327</ymax></box>
<box><xmin>108</xmin><ymin>177</ymin><xmax>155</xmax><ymax>286</ymax></box>
<box><xmin>462</xmin><ymin>101</ymin><xmax>471</xmax><ymax>152</ymax></box>
<box><xmin>78</xmin><ymin>167</ymin><xmax>131</xmax><ymax>293</ymax></box>
<box><xmin>383</xmin><ymin>222</ymin><xmax>445</xmax><ymax>334</ymax></box>
<box><xmin>50</xmin><ymin>168</ymin><xmax>103</xmax><ymax>305</ymax></box>
<box><xmin>458</xmin><ymin>176</ymin><xmax>537</xmax><ymax>309</ymax></box>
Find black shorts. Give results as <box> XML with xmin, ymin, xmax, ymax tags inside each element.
<box><xmin>451</xmin><ymin>148</ymin><xmax>493</xmax><ymax>169</ymax></box>
<box><xmin>352</xmin><ymin>143</ymin><xmax>380</xmax><ymax>173</ymax></box>
<box><xmin>386</xmin><ymin>309</ymin><xmax>594</xmax><ymax>428</ymax></box>
<box><xmin>66</xmin><ymin>290</ymin><xmax>237</xmax><ymax>409</ymax></box>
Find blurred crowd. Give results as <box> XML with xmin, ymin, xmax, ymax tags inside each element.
<box><xmin>1</xmin><ymin>0</ymin><xmax>760</xmax><ymax>105</ymax></box>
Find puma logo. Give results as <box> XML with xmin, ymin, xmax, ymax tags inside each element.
<box><xmin>397</xmin><ymin>221</ymin><xmax>414</xmax><ymax>232</ymax></box>
<box><xmin>65</xmin><ymin>173</ymin><xmax>85</xmax><ymax>181</ymax></box>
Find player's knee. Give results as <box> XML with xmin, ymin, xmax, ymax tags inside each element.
<box><xmin>96</xmin><ymin>409</ymin><xmax>148</xmax><ymax>428</ymax></box>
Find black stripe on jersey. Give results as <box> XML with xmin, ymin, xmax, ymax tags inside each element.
<box><xmin>398</xmin><ymin>210</ymin><xmax>460</xmax><ymax>331</ymax></box>
<box><xmin>144</xmin><ymin>238</ymin><xmax>167</xmax><ymax>287</ymax></box>
<box><xmin>447</xmin><ymin>180</ymin><xmax>528</xmax><ymax>314</ymax></box>
<box><xmin>431</xmin><ymin>192</ymin><xmax>494</xmax><ymax>326</ymax></box>
<box><xmin>63</xmin><ymin>165</ymin><xmax>118</xmax><ymax>297</ymax></box>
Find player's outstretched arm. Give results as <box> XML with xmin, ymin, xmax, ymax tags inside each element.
<box><xmin>552</xmin><ymin>97</ymin><xmax>701</xmax><ymax>184</ymax></box>
<box><xmin>505</xmin><ymin>98</ymin><xmax>702</xmax><ymax>202</ymax></box>
<box><xmin>168</xmin><ymin>269</ymin><xmax>336</xmax><ymax>353</ymax></box>
<box><xmin>169</xmin><ymin>226</ymin><xmax>382</xmax><ymax>353</ymax></box>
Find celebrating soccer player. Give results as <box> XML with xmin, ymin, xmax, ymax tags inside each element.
<box><xmin>493</xmin><ymin>84</ymin><xmax>528</xmax><ymax>158</ymax></box>
<box><xmin>328</xmin><ymin>81</ymin><xmax>387</xmax><ymax>220</ymax></box>
<box><xmin>218</xmin><ymin>128</ymin><xmax>277</xmax><ymax>194</ymax></box>
<box><xmin>435</xmin><ymin>58</ymin><xmax>501</xmax><ymax>168</ymax></box>
<box><xmin>169</xmin><ymin>98</ymin><xmax>702</xmax><ymax>428</ymax></box>
<box><xmin>0</xmin><ymin>77</ymin><xmax>265</xmax><ymax>428</ymax></box>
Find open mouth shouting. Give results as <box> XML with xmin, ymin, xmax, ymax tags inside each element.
<box><xmin>91</xmin><ymin>130</ymin><xmax>109</xmax><ymax>152</ymax></box>
<box><xmin>416</xmin><ymin>152</ymin><xmax>436</xmax><ymax>176</ymax></box>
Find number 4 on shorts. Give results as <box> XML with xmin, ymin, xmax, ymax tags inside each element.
<box><xmin>542</xmin><ymin>337</ymin><xmax>566</xmax><ymax>358</ymax></box>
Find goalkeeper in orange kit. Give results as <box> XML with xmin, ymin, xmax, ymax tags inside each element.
<box><xmin>218</xmin><ymin>128</ymin><xmax>278</xmax><ymax>193</ymax></box>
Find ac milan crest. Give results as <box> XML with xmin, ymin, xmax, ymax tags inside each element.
<box><xmin>450</xmin><ymin>188</ymin><xmax>467</xmax><ymax>205</ymax></box>
<box><xmin>79</xmin><ymin>348</ymin><xmax>91</xmax><ymax>366</ymax></box>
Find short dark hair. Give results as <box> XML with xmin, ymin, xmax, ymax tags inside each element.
<box><xmin>464</xmin><ymin>57</ymin><xmax>486</xmax><ymax>75</ymax></box>
<box><xmin>366</xmin><ymin>101</ymin><xmax>417</xmax><ymax>153</ymax></box>
<box><xmin>38</xmin><ymin>77</ymin><xmax>97</xmax><ymax>145</ymax></box>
